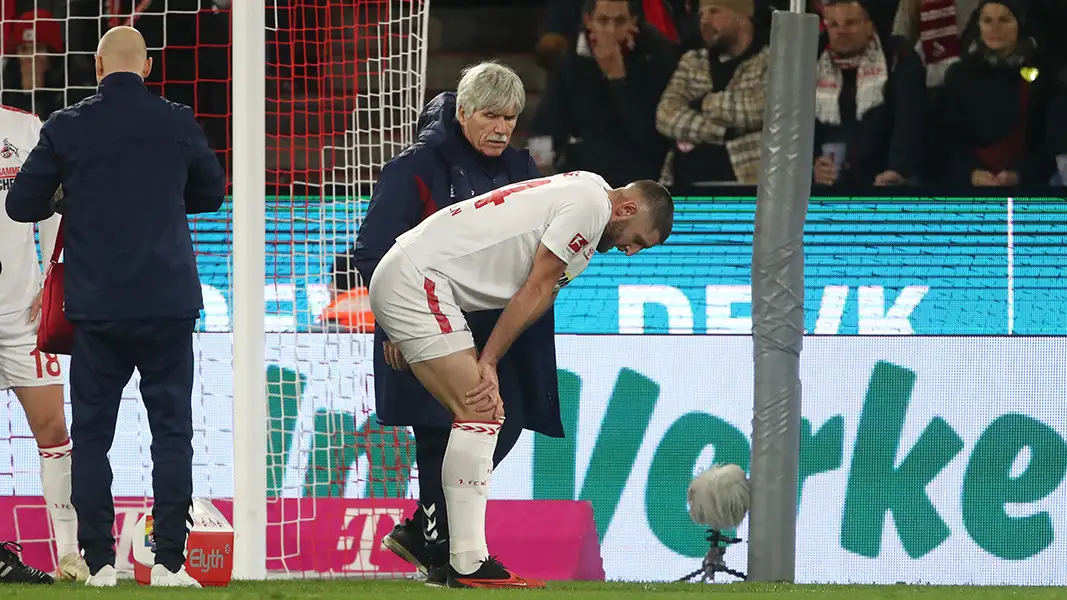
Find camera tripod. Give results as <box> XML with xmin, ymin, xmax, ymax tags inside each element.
<box><xmin>676</xmin><ymin>529</ymin><xmax>747</xmax><ymax>583</ymax></box>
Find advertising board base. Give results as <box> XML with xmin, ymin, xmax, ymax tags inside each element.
<box><xmin>0</xmin><ymin>497</ymin><xmax>603</xmax><ymax>582</ymax></box>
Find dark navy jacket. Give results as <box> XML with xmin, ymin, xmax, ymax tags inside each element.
<box><xmin>5</xmin><ymin>72</ymin><xmax>225</xmax><ymax>321</ymax></box>
<box><xmin>334</xmin><ymin>92</ymin><xmax>564</xmax><ymax>437</ymax></box>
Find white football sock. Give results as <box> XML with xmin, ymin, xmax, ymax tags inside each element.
<box><xmin>442</xmin><ymin>421</ymin><xmax>500</xmax><ymax>575</ymax></box>
<box><xmin>39</xmin><ymin>439</ymin><xmax>79</xmax><ymax>558</ymax></box>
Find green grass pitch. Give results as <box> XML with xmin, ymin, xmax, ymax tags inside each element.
<box><xmin>0</xmin><ymin>580</ymin><xmax>1063</xmax><ymax>599</ymax></box>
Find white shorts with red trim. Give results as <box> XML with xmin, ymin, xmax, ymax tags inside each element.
<box><xmin>0</xmin><ymin>307</ymin><xmax>64</xmax><ymax>390</ymax></box>
<box><xmin>368</xmin><ymin>246</ymin><xmax>475</xmax><ymax>364</ymax></box>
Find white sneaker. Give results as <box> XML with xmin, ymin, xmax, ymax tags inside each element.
<box><xmin>150</xmin><ymin>564</ymin><xmax>202</xmax><ymax>588</ymax></box>
<box><xmin>85</xmin><ymin>564</ymin><xmax>117</xmax><ymax>587</ymax></box>
<box><xmin>57</xmin><ymin>552</ymin><xmax>90</xmax><ymax>582</ymax></box>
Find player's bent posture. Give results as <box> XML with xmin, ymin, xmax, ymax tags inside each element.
<box><xmin>369</xmin><ymin>171</ymin><xmax>673</xmax><ymax>588</ymax></box>
<box><xmin>0</xmin><ymin>105</ymin><xmax>88</xmax><ymax>584</ymax></box>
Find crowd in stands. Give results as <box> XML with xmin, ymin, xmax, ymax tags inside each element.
<box><xmin>531</xmin><ymin>0</ymin><xmax>1067</xmax><ymax>193</ymax></box>
<box><xmin>0</xmin><ymin>1</ymin><xmax>231</xmax><ymax>159</ymax></box>
<box><xmin>1</xmin><ymin>0</ymin><xmax>1064</xmax><ymax>195</ymax></box>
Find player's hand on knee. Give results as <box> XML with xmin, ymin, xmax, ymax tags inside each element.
<box><xmin>382</xmin><ymin>341</ymin><xmax>408</xmax><ymax>371</ymax></box>
<box><xmin>469</xmin><ymin>391</ymin><xmax>504</xmax><ymax>420</ymax></box>
<box><xmin>465</xmin><ymin>360</ymin><xmax>499</xmax><ymax>414</ymax></box>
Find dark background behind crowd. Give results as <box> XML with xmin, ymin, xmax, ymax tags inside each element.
<box><xmin>0</xmin><ymin>0</ymin><xmax>1064</xmax><ymax>197</ymax></box>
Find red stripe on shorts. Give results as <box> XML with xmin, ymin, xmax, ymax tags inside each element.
<box><xmin>424</xmin><ymin>277</ymin><xmax>453</xmax><ymax>334</ymax></box>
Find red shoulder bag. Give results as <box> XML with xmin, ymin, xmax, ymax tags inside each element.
<box><xmin>36</xmin><ymin>219</ymin><xmax>74</xmax><ymax>355</ymax></box>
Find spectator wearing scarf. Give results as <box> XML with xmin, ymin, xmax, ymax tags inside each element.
<box><xmin>813</xmin><ymin>0</ymin><xmax>927</xmax><ymax>187</ymax></box>
<box><xmin>893</xmin><ymin>0</ymin><xmax>980</xmax><ymax>87</ymax></box>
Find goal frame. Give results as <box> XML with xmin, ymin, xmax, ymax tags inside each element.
<box><xmin>232</xmin><ymin>0</ymin><xmax>267</xmax><ymax>581</ymax></box>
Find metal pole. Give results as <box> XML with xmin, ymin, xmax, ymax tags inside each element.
<box><xmin>747</xmin><ymin>8</ymin><xmax>819</xmax><ymax>583</ymax></box>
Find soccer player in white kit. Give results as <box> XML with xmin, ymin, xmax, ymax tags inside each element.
<box><xmin>369</xmin><ymin>170</ymin><xmax>673</xmax><ymax>588</ymax></box>
<box><xmin>0</xmin><ymin>105</ymin><xmax>88</xmax><ymax>584</ymax></box>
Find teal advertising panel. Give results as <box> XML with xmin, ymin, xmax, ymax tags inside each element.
<box><xmin>185</xmin><ymin>196</ymin><xmax>1067</xmax><ymax>335</ymax></box>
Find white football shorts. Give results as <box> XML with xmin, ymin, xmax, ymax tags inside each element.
<box><xmin>368</xmin><ymin>246</ymin><xmax>475</xmax><ymax>364</ymax></box>
<box><xmin>0</xmin><ymin>306</ymin><xmax>64</xmax><ymax>390</ymax></box>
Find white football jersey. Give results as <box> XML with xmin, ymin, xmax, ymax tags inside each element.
<box><xmin>0</xmin><ymin>105</ymin><xmax>47</xmax><ymax>316</ymax></box>
<box><xmin>395</xmin><ymin>171</ymin><xmax>612</xmax><ymax>312</ymax></box>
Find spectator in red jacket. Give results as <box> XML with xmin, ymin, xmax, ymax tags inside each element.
<box><xmin>2</xmin><ymin>9</ymin><xmax>66</xmax><ymax>120</ymax></box>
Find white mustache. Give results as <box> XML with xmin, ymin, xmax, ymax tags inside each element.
<box><xmin>487</xmin><ymin>134</ymin><xmax>508</xmax><ymax>143</ymax></box>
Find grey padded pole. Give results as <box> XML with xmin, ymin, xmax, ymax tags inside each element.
<box><xmin>747</xmin><ymin>9</ymin><xmax>819</xmax><ymax>583</ymax></box>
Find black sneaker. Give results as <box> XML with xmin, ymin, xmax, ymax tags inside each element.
<box><xmin>423</xmin><ymin>541</ymin><xmax>447</xmax><ymax>587</ymax></box>
<box><xmin>446</xmin><ymin>556</ymin><xmax>544</xmax><ymax>589</ymax></box>
<box><xmin>0</xmin><ymin>542</ymin><xmax>54</xmax><ymax>584</ymax></box>
<box><xmin>381</xmin><ymin>518</ymin><xmax>431</xmax><ymax>574</ymax></box>
<box><xmin>425</xmin><ymin>564</ymin><xmax>447</xmax><ymax>587</ymax></box>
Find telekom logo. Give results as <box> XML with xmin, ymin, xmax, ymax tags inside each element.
<box><xmin>335</xmin><ymin>507</ymin><xmax>409</xmax><ymax>572</ymax></box>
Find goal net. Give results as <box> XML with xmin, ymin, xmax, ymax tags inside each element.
<box><xmin>0</xmin><ymin>0</ymin><xmax>429</xmax><ymax>579</ymax></box>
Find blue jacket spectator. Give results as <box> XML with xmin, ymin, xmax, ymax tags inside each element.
<box><xmin>5</xmin><ymin>71</ymin><xmax>225</xmax><ymax>320</ymax></box>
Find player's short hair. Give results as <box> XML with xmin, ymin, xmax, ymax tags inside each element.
<box><xmin>631</xmin><ymin>180</ymin><xmax>674</xmax><ymax>244</ymax></box>
<box><xmin>456</xmin><ymin>61</ymin><xmax>526</xmax><ymax>117</ymax></box>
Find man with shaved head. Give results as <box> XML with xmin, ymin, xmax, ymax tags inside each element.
<box><xmin>6</xmin><ymin>25</ymin><xmax>225</xmax><ymax>588</ymax></box>
<box><xmin>95</xmin><ymin>26</ymin><xmax>152</xmax><ymax>79</ymax></box>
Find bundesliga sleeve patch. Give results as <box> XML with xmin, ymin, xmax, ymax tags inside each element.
<box><xmin>568</xmin><ymin>233</ymin><xmax>589</xmax><ymax>254</ymax></box>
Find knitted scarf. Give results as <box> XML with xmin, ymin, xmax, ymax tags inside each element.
<box><xmin>917</xmin><ymin>0</ymin><xmax>961</xmax><ymax>87</ymax></box>
<box><xmin>815</xmin><ymin>34</ymin><xmax>889</xmax><ymax>126</ymax></box>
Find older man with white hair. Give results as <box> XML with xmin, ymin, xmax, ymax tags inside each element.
<box><xmin>332</xmin><ymin>61</ymin><xmax>554</xmax><ymax>587</ymax></box>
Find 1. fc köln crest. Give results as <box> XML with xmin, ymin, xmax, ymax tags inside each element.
<box><xmin>568</xmin><ymin>233</ymin><xmax>589</xmax><ymax>253</ymax></box>
<box><xmin>1</xmin><ymin>139</ymin><xmax>19</xmax><ymax>159</ymax></box>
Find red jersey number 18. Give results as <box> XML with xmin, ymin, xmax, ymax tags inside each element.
<box><xmin>30</xmin><ymin>348</ymin><xmax>62</xmax><ymax>378</ymax></box>
<box><xmin>474</xmin><ymin>178</ymin><xmax>551</xmax><ymax>209</ymax></box>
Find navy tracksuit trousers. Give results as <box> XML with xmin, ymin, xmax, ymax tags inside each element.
<box><xmin>68</xmin><ymin>319</ymin><xmax>196</xmax><ymax>573</ymax></box>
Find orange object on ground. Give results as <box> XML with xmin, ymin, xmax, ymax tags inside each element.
<box><xmin>320</xmin><ymin>287</ymin><xmax>376</xmax><ymax>332</ymax></box>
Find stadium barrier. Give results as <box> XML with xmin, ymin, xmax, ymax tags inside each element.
<box><xmin>2</xmin><ymin>334</ymin><xmax>1065</xmax><ymax>584</ymax></box>
<box><xmin>1</xmin><ymin>495</ymin><xmax>603</xmax><ymax>582</ymax></box>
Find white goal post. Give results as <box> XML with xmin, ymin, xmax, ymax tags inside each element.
<box><xmin>0</xmin><ymin>0</ymin><xmax>434</xmax><ymax>582</ymax></box>
<box><xmin>232</xmin><ymin>0</ymin><xmax>268</xmax><ymax>581</ymax></box>
<box><xmin>229</xmin><ymin>0</ymin><xmax>432</xmax><ymax>580</ymax></box>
